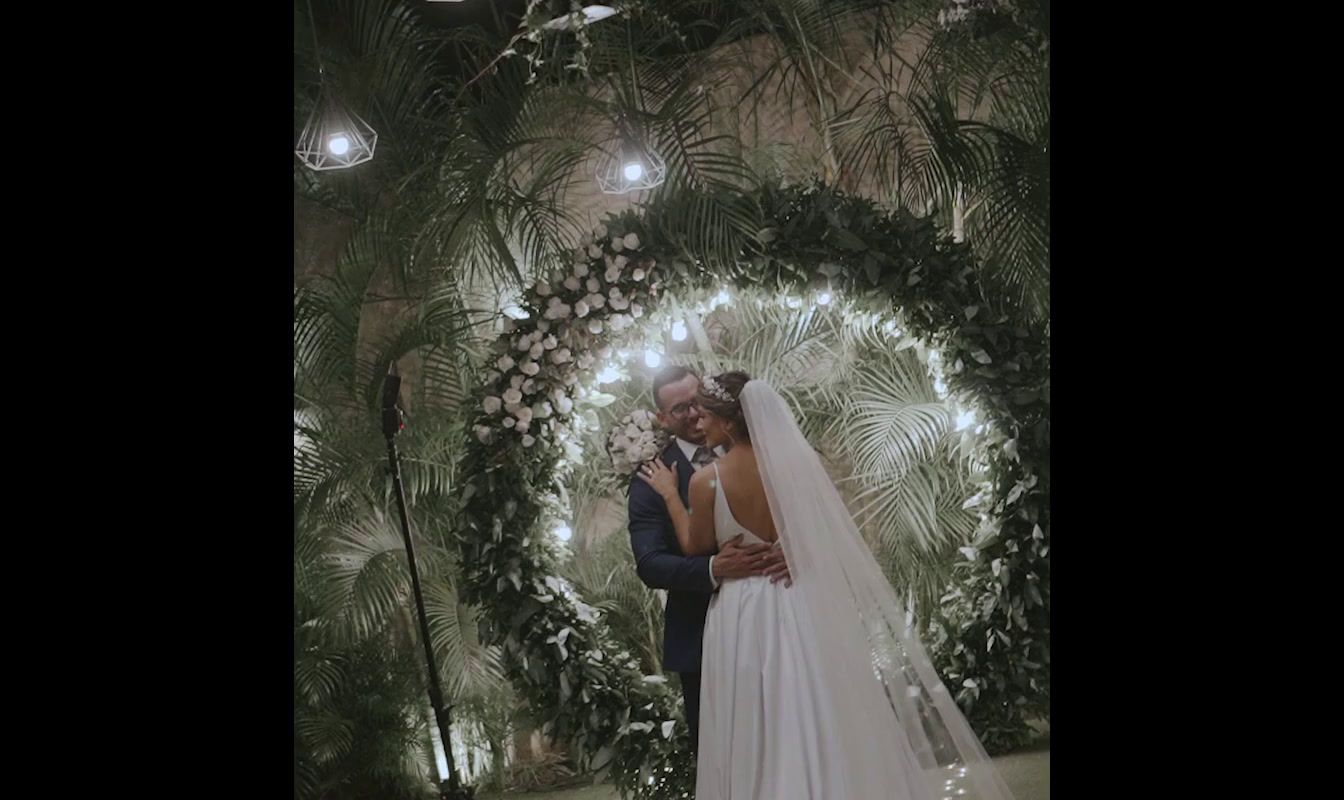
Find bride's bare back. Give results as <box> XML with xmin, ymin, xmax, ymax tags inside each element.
<box><xmin>714</xmin><ymin>446</ymin><xmax>778</xmax><ymax>543</ymax></box>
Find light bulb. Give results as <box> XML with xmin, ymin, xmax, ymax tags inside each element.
<box><xmin>671</xmin><ymin>320</ymin><xmax>688</xmax><ymax>341</ymax></box>
<box><xmin>644</xmin><ymin>349</ymin><xmax>662</xmax><ymax>368</ymax></box>
<box><xmin>554</xmin><ymin>524</ymin><xmax>572</xmax><ymax>542</ymax></box>
<box><xmin>623</xmin><ymin>162</ymin><xmax>644</xmax><ymax>181</ymax></box>
<box><xmin>328</xmin><ymin>134</ymin><xmax>350</xmax><ymax>156</ymax></box>
<box><xmin>817</xmin><ymin>290</ymin><xmax>833</xmax><ymax>305</ymax></box>
<box><xmin>956</xmin><ymin>410</ymin><xmax>977</xmax><ymax>431</ymax></box>
<box><xmin>786</xmin><ymin>296</ymin><xmax>802</xmax><ymax>309</ymax></box>
<box><xmin>597</xmin><ymin>364</ymin><xmax>620</xmax><ymax>384</ymax></box>
<box><xmin>715</xmin><ymin>288</ymin><xmax>731</xmax><ymax>306</ymax></box>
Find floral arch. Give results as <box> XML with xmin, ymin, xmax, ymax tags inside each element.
<box><xmin>455</xmin><ymin>181</ymin><xmax>1049</xmax><ymax>797</ymax></box>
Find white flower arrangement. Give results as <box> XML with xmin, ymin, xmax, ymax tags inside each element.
<box><xmin>475</xmin><ymin>220</ymin><xmax>662</xmax><ymax>446</ymax></box>
<box><xmin>606</xmin><ymin>408</ymin><xmax>668</xmax><ymax>477</ymax></box>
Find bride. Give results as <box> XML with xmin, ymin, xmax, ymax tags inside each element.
<box><xmin>637</xmin><ymin>372</ymin><xmax>1015</xmax><ymax>800</ymax></box>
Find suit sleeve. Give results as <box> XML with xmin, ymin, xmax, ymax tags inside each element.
<box><xmin>628</xmin><ymin>477</ymin><xmax>715</xmax><ymax>593</ymax></box>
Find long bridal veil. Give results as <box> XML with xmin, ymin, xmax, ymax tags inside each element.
<box><xmin>741</xmin><ymin>379</ymin><xmax>1015</xmax><ymax>800</ymax></box>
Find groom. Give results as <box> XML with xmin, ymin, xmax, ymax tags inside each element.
<box><xmin>627</xmin><ymin>366</ymin><xmax>789</xmax><ymax>754</ymax></box>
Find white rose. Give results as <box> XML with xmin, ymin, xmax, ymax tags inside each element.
<box><xmin>564</xmin><ymin>276</ymin><xmax>581</xmax><ymax>291</ymax></box>
<box><xmin>587</xmin><ymin>244</ymin><xmax>603</xmax><ymax>259</ymax></box>
<box><xmin>514</xmin><ymin>406</ymin><xmax>534</xmax><ymax>424</ymax></box>
<box><xmin>625</xmin><ymin>424</ymin><xmax>641</xmax><ymax>438</ymax></box>
<box><xmin>611</xmin><ymin>236</ymin><xmax>625</xmax><ymax>252</ymax></box>
<box><xmin>503</xmin><ymin>388</ymin><xmax>523</xmax><ymax>405</ymax></box>
<box><xmin>510</xmin><ymin>375</ymin><xmax>524</xmax><ymax>389</ymax></box>
<box><xmin>588</xmin><ymin>319</ymin><xmax>604</xmax><ymax>334</ymax></box>
<box><xmin>556</xmin><ymin>397</ymin><xmax>574</xmax><ymax>413</ymax></box>
<box><xmin>595</xmin><ymin>223</ymin><xmax>608</xmax><ymax>238</ymax></box>
<box><xmin>614</xmin><ymin>254</ymin><xmax>629</xmax><ymax>270</ymax></box>
<box><xmin>522</xmin><ymin>379</ymin><xmax>536</xmax><ymax>394</ymax></box>
<box><xmin>547</xmin><ymin>296</ymin><xmax>562</xmax><ymax>308</ymax></box>
<box><xmin>537</xmin><ymin>320</ymin><xmax>550</xmax><ymax>332</ymax></box>
<box><xmin>502</xmin><ymin>416</ymin><xmax>516</xmax><ymax>429</ymax></box>
<box><xmin>522</xmin><ymin>434</ymin><xmax>536</xmax><ymax>448</ymax></box>
<box><xmin>587</xmin><ymin>293</ymin><xmax>606</xmax><ymax>309</ymax></box>
<box><xmin>516</xmin><ymin>419</ymin><xmax>530</xmax><ymax>433</ymax></box>
<box><xmin>485</xmin><ymin>370</ymin><xmax>501</xmax><ymax>383</ymax></box>
<box><xmin>533</xmin><ymin>402</ymin><xmax>552</xmax><ymax>419</ymax></box>
<box><xmin>632</xmin><ymin>268</ymin><xmax>646</xmax><ymax>281</ymax></box>
<box><xmin>474</xmin><ymin>425</ymin><xmax>492</xmax><ymax>443</ymax></box>
<box><xmin>496</xmin><ymin>355</ymin><xmax>515</xmax><ymax>372</ymax></box>
<box><xmin>521</xmin><ymin>360</ymin><xmax>541</xmax><ymax>376</ymax></box>
<box><xmin>483</xmin><ymin>396</ymin><xmax>502</xmax><ymax>414</ymax></box>
<box><xmin>605</xmin><ymin>268</ymin><xmax>620</xmax><ymax>283</ymax></box>
<box><xmin>529</xmin><ymin>342</ymin><xmax>545</xmax><ymax>359</ymax></box>
<box><xmin>502</xmin><ymin>318</ymin><xmax>517</xmax><ymax>332</ymax></box>
<box><xmin>615</xmin><ymin>313</ymin><xmax>632</xmax><ymax>329</ymax></box>
<box><xmin>599</xmin><ymin>346</ymin><xmax>613</xmax><ymax>359</ymax></box>
<box><xmin>623</xmin><ymin>233</ymin><xmax>640</xmax><ymax>250</ymax></box>
<box><xmin>516</xmin><ymin>337</ymin><xmax>532</xmax><ymax>352</ymax></box>
<box><xmin>543</xmin><ymin>334</ymin><xmax>558</xmax><ymax>350</ymax></box>
<box><xmin>564</xmin><ymin>371</ymin><xmax>579</xmax><ymax>386</ymax></box>
<box><xmin>609</xmin><ymin>295</ymin><xmax>629</xmax><ymax>310</ymax></box>
<box><xmin>578</xmin><ymin>352</ymin><xmax>595</xmax><ymax>369</ymax></box>
<box><xmin>574</xmin><ymin>300</ymin><xmax>590</xmax><ymax>318</ymax></box>
<box><xmin>551</xmin><ymin>269</ymin><xmax>565</xmax><ymax>283</ymax></box>
<box><xmin>535</xmin><ymin>280</ymin><xmax>552</xmax><ymax>297</ymax></box>
<box><xmin>551</xmin><ymin>347</ymin><xmax>572</xmax><ymax>364</ymax></box>
<box><xmin>586</xmin><ymin>277</ymin><xmax>600</xmax><ymax>293</ymax></box>
<box><xmin>575</xmin><ymin>262</ymin><xmax>589</xmax><ymax>277</ymax></box>
<box><xmin>631</xmin><ymin>303</ymin><xmax>644</xmax><ymax>318</ymax></box>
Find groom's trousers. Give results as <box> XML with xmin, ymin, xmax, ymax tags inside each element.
<box><xmin>679</xmin><ymin>670</ymin><xmax>702</xmax><ymax>754</ymax></box>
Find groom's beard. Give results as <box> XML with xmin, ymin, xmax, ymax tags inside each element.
<box><xmin>674</xmin><ymin>427</ymin><xmax>706</xmax><ymax>444</ymax></box>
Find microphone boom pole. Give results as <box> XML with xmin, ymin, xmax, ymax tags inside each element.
<box><xmin>381</xmin><ymin>364</ymin><xmax>474</xmax><ymax>800</ymax></box>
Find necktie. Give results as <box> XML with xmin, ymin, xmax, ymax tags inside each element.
<box><xmin>692</xmin><ymin>445</ymin><xmax>716</xmax><ymax>470</ymax></box>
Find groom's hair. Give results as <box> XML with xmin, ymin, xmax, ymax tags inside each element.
<box><xmin>652</xmin><ymin>365</ymin><xmax>699</xmax><ymax>410</ymax></box>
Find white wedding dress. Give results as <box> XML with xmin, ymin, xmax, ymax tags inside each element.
<box><xmin>693</xmin><ymin>381</ymin><xmax>1015</xmax><ymax>800</ymax></box>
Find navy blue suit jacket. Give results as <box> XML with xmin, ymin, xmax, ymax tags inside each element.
<box><xmin>628</xmin><ymin>441</ymin><xmax>715</xmax><ymax>674</ymax></box>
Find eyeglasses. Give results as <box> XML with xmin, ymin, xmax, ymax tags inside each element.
<box><xmin>666</xmin><ymin>400</ymin><xmax>699</xmax><ymax>418</ymax></box>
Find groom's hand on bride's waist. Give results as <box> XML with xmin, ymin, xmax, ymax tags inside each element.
<box><xmin>711</xmin><ymin>535</ymin><xmax>793</xmax><ymax>587</ymax></box>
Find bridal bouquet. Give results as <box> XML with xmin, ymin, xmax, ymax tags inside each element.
<box><xmin>607</xmin><ymin>409</ymin><xmax>667</xmax><ymax>476</ymax></box>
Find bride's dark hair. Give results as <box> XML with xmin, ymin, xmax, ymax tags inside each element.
<box><xmin>697</xmin><ymin>371</ymin><xmax>752</xmax><ymax>442</ymax></box>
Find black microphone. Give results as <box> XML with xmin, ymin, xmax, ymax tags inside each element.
<box><xmin>381</xmin><ymin>363</ymin><xmax>404</xmax><ymax>440</ymax></box>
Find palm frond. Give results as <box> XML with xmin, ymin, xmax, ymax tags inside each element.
<box><xmin>423</xmin><ymin>578</ymin><xmax>507</xmax><ymax>701</ymax></box>
<box><xmin>319</xmin><ymin>512</ymin><xmax>413</xmax><ymax>641</ymax></box>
